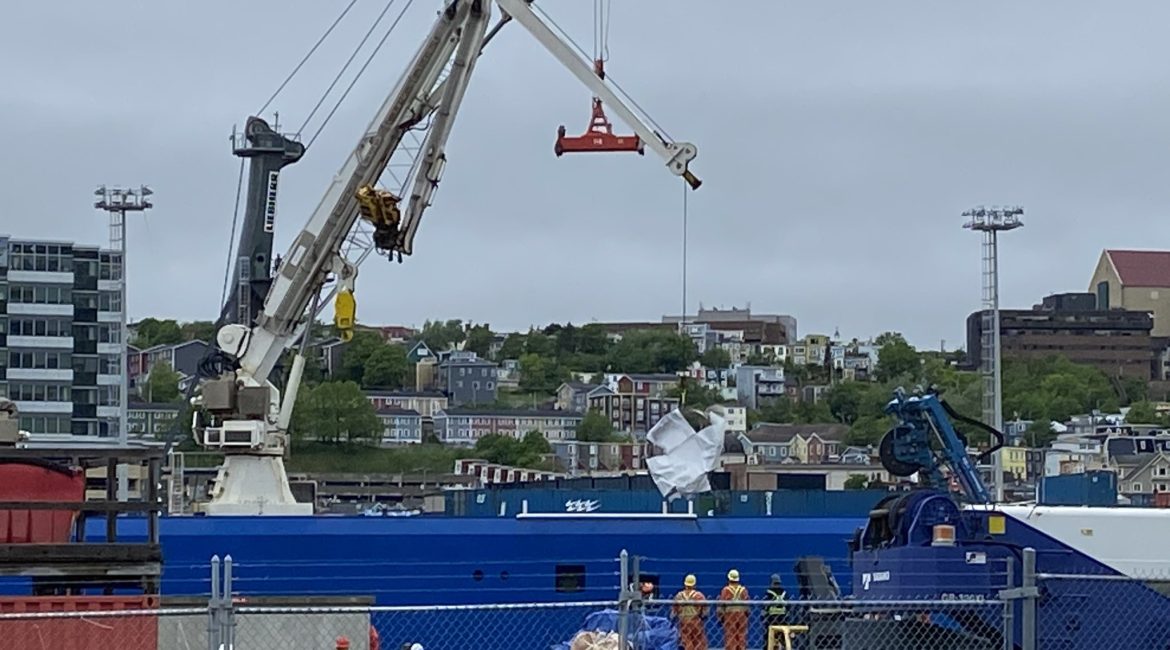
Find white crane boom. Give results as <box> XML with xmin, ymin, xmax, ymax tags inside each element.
<box><xmin>194</xmin><ymin>0</ymin><xmax>700</xmax><ymax>516</ymax></box>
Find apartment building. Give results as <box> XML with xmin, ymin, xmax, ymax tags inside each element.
<box><xmin>966</xmin><ymin>292</ymin><xmax>1154</xmax><ymax>380</ymax></box>
<box><xmin>365</xmin><ymin>389</ymin><xmax>448</xmax><ymax>419</ymax></box>
<box><xmin>433</xmin><ymin>407</ymin><xmax>583</xmax><ymax>446</ymax></box>
<box><xmin>437</xmin><ymin>351</ymin><xmax>499</xmax><ymax>406</ymax></box>
<box><xmin>735</xmin><ymin>365</ymin><xmax>785</xmax><ymax>410</ymax></box>
<box><xmin>0</xmin><ymin>237</ymin><xmax>126</xmax><ymax>441</ymax></box>
<box><xmin>127</xmin><ymin>401</ymin><xmax>183</xmax><ymax>439</ymax></box>
<box><xmin>739</xmin><ymin>423</ymin><xmax>849</xmax><ymax>464</ymax></box>
<box><xmin>587</xmin><ymin>386</ymin><xmax>679</xmax><ymax>438</ymax></box>
<box><xmin>375</xmin><ymin>407</ymin><xmax>423</xmax><ymax>445</ymax></box>
<box><xmin>550</xmin><ymin>439</ymin><xmax>647</xmax><ymax>473</ymax></box>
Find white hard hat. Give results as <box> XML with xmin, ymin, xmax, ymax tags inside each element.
<box><xmin>411</xmin><ymin>644</ymin><xmax>424</xmax><ymax>650</ymax></box>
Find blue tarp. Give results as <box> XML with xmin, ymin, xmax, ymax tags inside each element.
<box><xmin>552</xmin><ymin>609</ymin><xmax>679</xmax><ymax>650</ymax></box>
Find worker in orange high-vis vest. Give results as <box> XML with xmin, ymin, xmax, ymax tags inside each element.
<box><xmin>717</xmin><ymin>569</ymin><xmax>750</xmax><ymax>650</ymax></box>
<box><xmin>672</xmin><ymin>574</ymin><xmax>708</xmax><ymax>650</ymax></box>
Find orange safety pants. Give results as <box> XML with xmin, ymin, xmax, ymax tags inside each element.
<box><xmin>721</xmin><ymin>612</ymin><xmax>747</xmax><ymax>650</ymax></box>
<box><xmin>679</xmin><ymin>617</ymin><xmax>708</xmax><ymax>650</ymax></box>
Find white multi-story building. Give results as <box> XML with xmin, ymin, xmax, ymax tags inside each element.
<box><xmin>1</xmin><ymin>236</ymin><xmax>126</xmax><ymax>442</ymax></box>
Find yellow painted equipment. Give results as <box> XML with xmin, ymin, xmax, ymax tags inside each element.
<box><xmin>356</xmin><ymin>185</ymin><xmax>403</xmax><ymax>254</ymax></box>
<box><xmin>334</xmin><ymin>288</ymin><xmax>356</xmax><ymax>342</ymax></box>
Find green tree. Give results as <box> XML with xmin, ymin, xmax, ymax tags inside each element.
<box><xmin>1002</xmin><ymin>356</ymin><xmax>1119</xmax><ymax>423</ymax></box>
<box><xmin>1118</xmin><ymin>377</ymin><xmax>1150</xmax><ymax>405</ymax></box>
<box><xmin>874</xmin><ymin>331</ymin><xmax>907</xmax><ymax>346</ymax></box>
<box><xmin>519</xmin><ymin>353</ymin><xmax>567</xmax><ymax>394</ymax></box>
<box><xmin>522</xmin><ymin>430</ymin><xmax>551</xmax><ymax>457</ymax></box>
<box><xmin>847</xmin><ymin>415</ymin><xmax>890</xmax><ymax>447</ymax></box>
<box><xmin>876</xmin><ymin>335</ymin><xmax>920</xmax><ymax>383</ymax></box>
<box><xmin>700</xmin><ymin>347</ymin><xmax>732</xmax><ymax>369</ymax></box>
<box><xmin>1024</xmin><ymin>419</ymin><xmax>1059</xmax><ymax>448</ymax></box>
<box><xmin>145</xmin><ymin>362</ymin><xmax>182</xmax><ymax>403</ymax></box>
<box><xmin>418</xmin><ymin>319</ymin><xmax>465</xmax><ymax>352</ymax></box>
<box><xmin>757</xmin><ymin>398</ymin><xmax>795</xmax><ymax>424</ymax></box>
<box><xmin>292</xmin><ymin>381</ymin><xmax>380</xmax><ymax>445</ymax></box>
<box><xmin>362</xmin><ymin>344</ymin><xmax>410</xmax><ymax>389</ymax></box>
<box><xmin>464</xmin><ymin>323</ymin><xmax>494</xmax><ymax>358</ymax></box>
<box><xmin>497</xmin><ymin>333</ymin><xmax>526</xmax><ymax>360</ymax></box>
<box><xmin>844</xmin><ymin>474</ymin><xmax>869</xmax><ymax>489</ymax></box>
<box><xmin>1126</xmin><ymin>400</ymin><xmax>1160</xmax><ymax>424</ymax></box>
<box><xmin>745</xmin><ymin>351</ymin><xmax>772</xmax><ymax>366</ymax></box>
<box><xmin>576</xmin><ymin>410</ymin><xmax>619</xmax><ymax>442</ymax></box>
<box><xmin>133</xmin><ymin>318</ymin><xmax>182</xmax><ymax>348</ymax></box>
<box><xmin>473</xmin><ymin>431</ymin><xmax>551</xmax><ymax>468</ymax></box>
<box><xmin>577</xmin><ymin>324</ymin><xmax>610</xmax><ymax>356</ymax></box>
<box><xmin>338</xmin><ymin>330</ymin><xmax>384</xmax><ymax>384</ymax></box>
<box><xmin>607</xmin><ymin>330</ymin><xmax>697</xmax><ymax>374</ymax></box>
<box><xmin>668</xmin><ymin>377</ymin><xmax>722</xmax><ymax>410</ymax></box>
<box><xmin>523</xmin><ymin>330</ymin><xmax>556</xmax><ymax>357</ymax></box>
<box><xmin>826</xmin><ymin>381</ymin><xmax>869</xmax><ymax>424</ymax></box>
<box><xmin>179</xmin><ymin>320</ymin><xmax>217</xmax><ymax>343</ymax></box>
<box><xmin>794</xmin><ymin>399</ymin><xmax>834</xmax><ymax>423</ymax></box>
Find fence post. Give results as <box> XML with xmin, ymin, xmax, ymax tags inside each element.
<box><xmin>618</xmin><ymin>550</ymin><xmax>631</xmax><ymax>650</ymax></box>
<box><xmin>223</xmin><ymin>555</ymin><xmax>236</xmax><ymax>650</ymax></box>
<box><xmin>209</xmin><ymin>556</ymin><xmax>222</xmax><ymax>650</ymax></box>
<box><xmin>1021</xmin><ymin>547</ymin><xmax>1037</xmax><ymax>650</ymax></box>
<box><xmin>1002</xmin><ymin>555</ymin><xmax>1015</xmax><ymax>650</ymax></box>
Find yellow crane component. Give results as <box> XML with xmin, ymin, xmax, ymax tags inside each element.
<box><xmin>356</xmin><ymin>185</ymin><xmax>404</xmax><ymax>254</ymax></box>
<box><xmin>334</xmin><ymin>288</ymin><xmax>356</xmax><ymax>342</ymax></box>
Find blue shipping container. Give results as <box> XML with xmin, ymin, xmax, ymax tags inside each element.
<box><xmin>1038</xmin><ymin>471</ymin><xmax>1118</xmax><ymax>506</ymax></box>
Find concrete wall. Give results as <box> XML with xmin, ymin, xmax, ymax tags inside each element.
<box><xmin>159</xmin><ymin>611</ymin><xmax>371</xmax><ymax>650</ymax></box>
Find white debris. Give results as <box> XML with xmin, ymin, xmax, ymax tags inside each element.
<box><xmin>645</xmin><ymin>408</ymin><xmax>726</xmax><ymax>500</ymax></box>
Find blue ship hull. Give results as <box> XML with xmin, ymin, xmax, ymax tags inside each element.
<box><xmin>80</xmin><ymin>511</ymin><xmax>866</xmax><ymax>605</ymax></box>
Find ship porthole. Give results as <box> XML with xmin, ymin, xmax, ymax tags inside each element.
<box><xmin>500</xmin><ymin>571</ymin><xmax>509</xmax><ymax>581</ymax></box>
<box><xmin>473</xmin><ymin>570</ymin><xmax>484</xmax><ymax>582</ymax></box>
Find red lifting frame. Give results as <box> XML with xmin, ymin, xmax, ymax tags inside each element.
<box><xmin>555</xmin><ymin>59</ymin><xmax>644</xmax><ymax>156</ymax></box>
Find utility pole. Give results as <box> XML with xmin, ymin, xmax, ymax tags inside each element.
<box><xmin>962</xmin><ymin>205</ymin><xmax>1023</xmax><ymax>504</ymax></box>
<box><xmin>95</xmin><ymin>186</ymin><xmax>153</xmax><ymax>500</ymax></box>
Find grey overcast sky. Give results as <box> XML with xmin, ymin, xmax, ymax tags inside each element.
<box><xmin>3</xmin><ymin>1</ymin><xmax>1169</xmax><ymax>350</ymax></box>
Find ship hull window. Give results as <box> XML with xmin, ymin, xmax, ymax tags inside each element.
<box><xmin>556</xmin><ymin>564</ymin><xmax>586</xmax><ymax>593</ymax></box>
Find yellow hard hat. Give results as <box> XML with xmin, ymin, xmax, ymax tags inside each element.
<box><xmin>684</xmin><ymin>574</ymin><xmax>697</xmax><ymax>587</ymax></box>
<box><xmin>727</xmin><ymin>569</ymin><xmax>740</xmax><ymax>582</ymax></box>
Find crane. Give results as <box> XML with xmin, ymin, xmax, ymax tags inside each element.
<box><xmin>191</xmin><ymin>0</ymin><xmax>702</xmax><ymax>515</ymax></box>
<box><xmin>879</xmin><ymin>387</ymin><xmax>1004</xmax><ymax>505</ymax></box>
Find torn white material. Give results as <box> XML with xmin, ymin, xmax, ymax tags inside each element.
<box><xmin>646</xmin><ymin>409</ymin><xmax>726</xmax><ymax>500</ymax></box>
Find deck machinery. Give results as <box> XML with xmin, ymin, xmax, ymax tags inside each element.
<box><xmin>811</xmin><ymin>387</ymin><xmax>1170</xmax><ymax>648</ymax></box>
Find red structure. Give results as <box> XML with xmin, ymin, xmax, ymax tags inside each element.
<box><xmin>555</xmin><ymin>60</ymin><xmax>644</xmax><ymax>156</ymax></box>
<box><xmin>0</xmin><ymin>596</ymin><xmax>159</xmax><ymax>650</ymax></box>
<box><xmin>0</xmin><ymin>459</ymin><xmax>84</xmax><ymax>544</ymax></box>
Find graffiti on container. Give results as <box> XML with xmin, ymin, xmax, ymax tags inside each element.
<box><xmin>564</xmin><ymin>499</ymin><xmax>601</xmax><ymax>513</ymax></box>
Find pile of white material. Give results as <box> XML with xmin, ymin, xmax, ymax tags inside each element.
<box><xmin>645</xmin><ymin>408</ymin><xmax>726</xmax><ymax>500</ymax></box>
<box><xmin>568</xmin><ymin>631</ymin><xmax>624</xmax><ymax>650</ymax></box>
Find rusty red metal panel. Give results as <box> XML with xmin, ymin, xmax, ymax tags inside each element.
<box><xmin>0</xmin><ymin>460</ymin><xmax>85</xmax><ymax>543</ymax></box>
<box><xmin>0</xmin><ymin>596</ymin><xmax>159</xmax><ymax>650</ymax></box>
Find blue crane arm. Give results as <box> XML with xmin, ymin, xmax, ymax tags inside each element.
<box><xmin>880</xmin><ymin>388</ymin><xmax>1002</xmax><ymax>504</ymax></box>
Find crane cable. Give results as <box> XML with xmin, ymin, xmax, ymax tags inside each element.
<box><xmin>299</xmin><ymin>0</ymin><xmax>406</xmax><ymax>142</ymax></box>
<box><xmin>533</xmin><ymin>3</ymin><xmax>673</xmax><ymax>142</ymax></box>
<box><xmin>256</xmin><ymin>0</ymin><xmax>360</xmax><ymax>117</ymax></box>
<box><xmin>306</xmin><ymin>0</ymin><xmax>415</xmax><ymax>150</ymax></box>
<box><xmin>591</xmin><ymin>0</ymin><xmax>611</xmax><ymax>67</ymax></box>
<box><xmin>219</xmin><ymin>158</ymin><xmax>247</xmax><ymax>310</ymax></box>
<box><xmin>681</xmin><ymin>177</ymin><xmax>689</xmax><ymax>325</ymax></box>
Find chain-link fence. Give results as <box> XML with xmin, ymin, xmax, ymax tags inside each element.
<box><xmin>1035</xmin><ymin>567</ymin><xmax>1170</xmax><ymax>649</ymax></box>
<box><xmin>14</xmin><ymin>547</ymin><xmax>1170</xmax><ymax>649</ymax></box>
<box><xmin>639</xmin><ymin>597</ymin><xmax>1007</xmax><ymax>650</ymax></box>
<box><xmin>0</xmin><ymin>598</ymin><xmax>1010</xmax><ymax>650</ymax></box>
